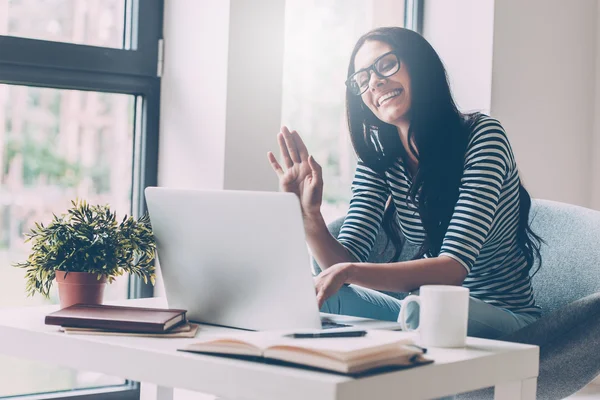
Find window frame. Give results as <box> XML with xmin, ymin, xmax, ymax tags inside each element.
<box><xmin>405</xmin><ymin>0</ymin><xmax>425</xmax><ymax>33</ymax></box>
<box><xmin>0</xmin><ymin>0</ymin><xmax>163</xmax><ymax>399</ymax></box>
<box><xmin>2</xmin><ymin>386</ymin><xmax>140</xmax><ymax>400</ymax></box>
<box><xmin>0</xmin><ymin>0</ymin><xmax>162</xmax><ymax>76</ymax></box>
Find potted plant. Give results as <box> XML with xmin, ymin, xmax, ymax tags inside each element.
<box><xmin>13</xmin><ymin>200</ymin><xmax>156</xmax><ymax>308</ymax></box>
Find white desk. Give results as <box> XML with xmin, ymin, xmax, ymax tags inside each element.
<box><xmin>0</xmin><ymin>298</ymin><xmax>539</xmax><ymax>400</ymax></box>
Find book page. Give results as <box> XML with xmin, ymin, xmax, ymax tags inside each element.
<box><xmin>60</xmin><ymin>324</ymin><xmax>199</xmax><ymax>338</ymax></box>
<box><xmin>181</xmin><ymin>330</ymin><xmax>416</xmax><ymax>361</ymax></box>
<box><xmin>180</xmin><ymin>331</ymin><xmax>284</xmax><ymax>357</ymax></box>
<box><xmin>179</xmin><ymin>330</ymin><xmax>427</xmax><ymax>375</ymax></box>
<box><xmin>264</xmin><ymin>330</ymin><xmax>415</xmax><ymax>362</ymax></box>
<box><xmin>264</xmin><ymin>346</ymin><xmax>425</xmax><ymax>374</ymax></box>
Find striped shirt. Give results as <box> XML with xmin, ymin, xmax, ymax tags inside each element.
<box><xmin>338</xmin><ymin>116</ymin><xmax>540</xmax><ymax>315</ymax></box>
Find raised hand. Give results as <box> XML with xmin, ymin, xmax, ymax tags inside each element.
<box><xmin>267</xmin><ymin>126</ymin><xmax>323</xmax><ymax>219</ymax></box>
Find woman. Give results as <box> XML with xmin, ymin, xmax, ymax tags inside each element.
<box><xmin>267</xmin><ymin>27</ymin><xmax>542</xmax><ymax>339</ymax></box>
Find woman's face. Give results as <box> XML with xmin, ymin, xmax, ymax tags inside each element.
<box><xmin>354</xmin><ymin>40</ymin><xmax>411</xmax><ymax>127</ymax></box>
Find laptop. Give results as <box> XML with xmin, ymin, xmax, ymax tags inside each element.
<box><xmin>144</xmin><ymin>187</ymin><xmax>403</xmax><ymax>332</ymax></box>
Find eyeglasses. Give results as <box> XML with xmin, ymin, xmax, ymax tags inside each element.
<box><xmin>345</xmin><ymin>51</ymin><xmax>401</xmax><ymax>96</ymax></box>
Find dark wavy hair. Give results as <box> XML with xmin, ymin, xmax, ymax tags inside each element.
<box><xmin>345</xmin><ymin>27</ymin><xmax>542</xmax><ymax>275</ymax></box>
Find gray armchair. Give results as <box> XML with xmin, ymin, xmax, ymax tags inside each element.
<box><xmin>315</xmin><ymin>199</ymin><xmax>600</xmax><ymax>399</ymax></box>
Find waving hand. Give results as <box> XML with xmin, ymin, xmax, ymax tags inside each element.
<box><xmin>267</xmin><ymin>127</ymin><xmax>323</xmax><ymax>218</ymax></box>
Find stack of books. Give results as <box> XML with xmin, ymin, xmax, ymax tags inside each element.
<box><xmin>45</xmin><ymin>304</ymin><xmax>432</xmax><ymax>375</ymax></box>
<box><xmin>45</xmin><ymin>304</ymin><xmax>198</xmax><ymax>338</ymax></box>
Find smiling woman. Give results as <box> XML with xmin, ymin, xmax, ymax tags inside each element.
<box><xmin>269</xmin><ymin>26</ymin><xmax>544</xmax><ymax>340</ymax></box>
<box><xmin>353</xmin><ymin>46</ymin><xmax>410</xmax><ymax>125</ymax></box>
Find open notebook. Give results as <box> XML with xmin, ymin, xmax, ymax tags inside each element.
<box><xmin>179</xmin><ymin>330</ymin><xmax>431</xmax><ymax>375</ymax></box>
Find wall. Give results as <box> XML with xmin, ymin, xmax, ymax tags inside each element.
<box><xmin>491</xmin><ymin>0</ymin><xmax>597</xmax><ymax>208</ymax></box>
<box><xmin>159</xmin><ymin>0</ymin><xmax>283</xmax><ymax>192</ymax></box>
<box><xmin>158</xmin><ymin>0</ymin><xmax>229</xmax><ymax>190</ymax></box>
<box><xmin>425</xmin><ymin>0</ymin><xmax>599</xmax><ymax>209</ymax></box>
<box><xmin>223</xmin><ymin>0</ymin><xmax>285</xmax><ymax>191</ymax></box>
<box><xmin>591</xmin><ymin>0</ymin><xmax>600</xmax><ymax>210</ymax></box>
<box><xmin>423</xmin><ymin>0</ymin><xmax>495</xmax><ymax>114</ymax></box>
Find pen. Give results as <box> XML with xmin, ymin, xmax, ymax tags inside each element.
<box><xmin>407</xmin><ymin>344</ymin><xmax>427</xmax><ymax>354</ymax></box>
<box><xmin>284</xmin><ymin>330</ymin><xmax>368</xmax><ymax>339</ymax></box>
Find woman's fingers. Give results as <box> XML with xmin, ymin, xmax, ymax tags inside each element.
<box><xmin>317</xmin><ymin>293</ymin><xmax>324</xmax><ymax>309</ymax></box>
<box><xmin>277</xmin><ymin>132</ymin><xmax>294</xmax><ymax>169</ymax></box>
<box><xmin>267</xmin><ymin>152</ymin><xmax>284</xmax><ymax>177</ymax></box>
<box><xmin>314</xmin><ymin>276</ymin><xmax>326</xmax><ymax>309</ymax></box>
<box><xmin>281</xmin><ymin>126</ymin><xmax>301</xmax><ymax>163</ymax></box>
<box><xmin>291</xmin><ymin>130</ymin><xmax>309</xmax><ymax>161</ymax></box>
<box><xmin>308</xmin><ymin>155</ymin><xmax>323</xmax><ymax>184</ymax></box>
<box><xmin>315</xmin><ymin>283</ymin><xmax>323</xmax><ymax>308</ymax></box>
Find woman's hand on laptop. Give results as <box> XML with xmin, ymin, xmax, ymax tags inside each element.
<box><xmin>314</xmin><ymin>263</ymin><xmax>352</xmax><ymax>308</ymax></box>
<box><xmin>267</xmin><ymin>126</ymin><xmax>323</xmax><ymax>219</ymax></box>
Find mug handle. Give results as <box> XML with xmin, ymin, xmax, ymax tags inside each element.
<box><xmin>398</xmin><ymin>294</ymin><xmax>421</xmax><ymax>331</ymax></box>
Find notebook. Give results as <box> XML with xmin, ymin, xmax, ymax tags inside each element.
<box><xmin>45</xmin><ymin>304</ymin><xmax>187</xmax><ymax>333</ymax></box>
<box><xmin>179</xmin><ymin>330</ymin><xmax>431</xmax><ymax>375</ymax></box>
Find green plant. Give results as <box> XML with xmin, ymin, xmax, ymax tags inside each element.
<box><xmin>13</xmin><ymin>200</ymin><xmax>156</xmax><ymax>298</ymax></box>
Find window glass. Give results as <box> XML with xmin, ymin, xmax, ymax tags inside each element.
<box><xmin>0</xmin><ymin>0</ymin><xmax>126</xmax><ymax>49</ymax></box>
<box><xmin>281</xmin><ymin>0</ymin><xmax>375</xmax><ymax>223</ymax></box>
<box><xmin>0</xmin><ymin>84</ymin><xmax>133</xmax><ymax>397</ymax></box>
<box><xmin>282</xmin><ymin>0</ymin><xmax>408</xmax><ymax>223</ymax></box>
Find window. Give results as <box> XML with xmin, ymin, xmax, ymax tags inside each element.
<box><xmin>1</xmin><ymin>0</ymin><xmax>126</xmax><ymax>48</ymax></box>
<box><xmin>281</xmin><ymin>0</ymin><xmax>420</xmax><ymax>223</ymax></box>
<box><xmin>0</xmin><ymin>0</ymin><xmax>162</xmax><ymax>399</ymax></box>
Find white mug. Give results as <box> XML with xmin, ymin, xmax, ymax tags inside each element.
<box><xmin>398</xmin><ymin>285</ymin><xmax>470</xmax><ymax>348</ymax></box>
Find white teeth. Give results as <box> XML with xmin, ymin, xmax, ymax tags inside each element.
<box><xmin>378</xmin><ymin>89</ymin><xmax>402</xmax><ymax>106</ymax></box>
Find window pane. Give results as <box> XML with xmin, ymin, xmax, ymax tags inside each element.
<box><xmin>282</xmin><ymin>0</ymin><xmax>407</xmax><ymax>223</ymax></box>
<box><xmin>282</xmin><ymin>0</ymin><xmax>374</xmax><ymax>223</ymax></box>
<box><xmin>0</xmin><ymin>0</ymin><xmax>125</xmax><ymax>49</ymax></box>
<box><xmin>0</xmin><ymin>85</ymin><xmax>134</xmax><ymax>397</ymax></box>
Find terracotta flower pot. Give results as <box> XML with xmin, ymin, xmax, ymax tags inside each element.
<box><xmin>55</xmin><ymin>271</ymin><xmax>107</xmax><ymax>309</ymax></box>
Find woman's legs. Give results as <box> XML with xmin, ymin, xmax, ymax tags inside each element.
<box><xmin>320</xmin><ymin>284</ymin><xmax>402</xmax><ymax>321</ymax></box>
<box><xmin>465</xmin><ymin>296</ymin><xmax>538</xmax><ymax>339</ymax></box>
<box><xmin>321</xmin><ymin>284</ymin><xmax>539</xmax><ymax>339</ymax></box>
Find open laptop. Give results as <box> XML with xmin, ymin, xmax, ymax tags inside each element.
<box><xmin>144</xmin><ymin>187</ymin><xmax>403</xmax><ymax>332</ymax></box>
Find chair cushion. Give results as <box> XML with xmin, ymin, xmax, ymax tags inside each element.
<box><xmin>528</xmin><ymin>200</ymin><xmax>600</xmax><ymax>315</ymax></box>
<box><xmin>456</xmin><ymin>293</ymin><xmax>600</xmax><ymax>400</ymax></box>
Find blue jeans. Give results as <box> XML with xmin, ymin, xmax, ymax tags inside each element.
<box><xmin>321</xmin><ymin>284</ymin><xmax>539</xmax><ymax>339</ymax></box>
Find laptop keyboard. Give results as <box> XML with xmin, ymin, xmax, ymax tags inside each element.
<box><xmin>321</xmin><ymin>319</ymin><xmax>351</xmax><ymax>329</ymax></box>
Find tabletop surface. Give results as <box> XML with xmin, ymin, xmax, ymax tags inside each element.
<box><xmin>0</xmin><ymin>298</ymin><xmax>540</xmax><ymax>400</ymax></box>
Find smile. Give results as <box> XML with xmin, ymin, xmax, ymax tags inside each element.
<box><xmin>377</xmin><ymin>89</ymin><xmax>403</xmax><ymax>107</ymax></box>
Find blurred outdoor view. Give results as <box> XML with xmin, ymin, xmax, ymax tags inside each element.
<box><xmin>0</xmin><ymin>0</ymin><xmax>132</xmax><ymax>397</ymax></box>
<box><xmin>282</xmin><ymin>0</ymin><xmax>396</xmax><ymax>223</ymax></box>
<box><xmin>282</xmin><ymin>0</ymin><xmax>371</xmax><ymax>223</ymax></box>
<box><xmin>0</xmin><ymin>0</ymin><xmax>125</xmax><ymax>48</ymax></box>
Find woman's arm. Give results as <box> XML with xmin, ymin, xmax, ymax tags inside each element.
<box><xmin>313</xmin><ymin>255</ymin><xmax>466</xmax><ymax>308</ymax></box>
<box><xmin>316</xmin><ymin>117</ymin><xmax>515</xmax><ymax>304</ymax></box>
<box><xmin>347</xmin><ymin>117</ymin><xmax>513</xmax><ymax>291</ymax></box>
<box><xmin>308</xmin><ymin>160</ymin><xmax>389</xmax><ymax>270</ymax></box>
<box><xmin>268</xmin><ymin>129</ymin><xmax>387</xmax><ymax>271</ymax></box>
<box><xmin>304</xmin><ymin>214</ymin><xmax>359</xmax><ymax>269</ymax></box>
<box><xmin>344</xmin><ymin>256</ymin><xmax>467</xmax><ymax>292</ymax></box>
